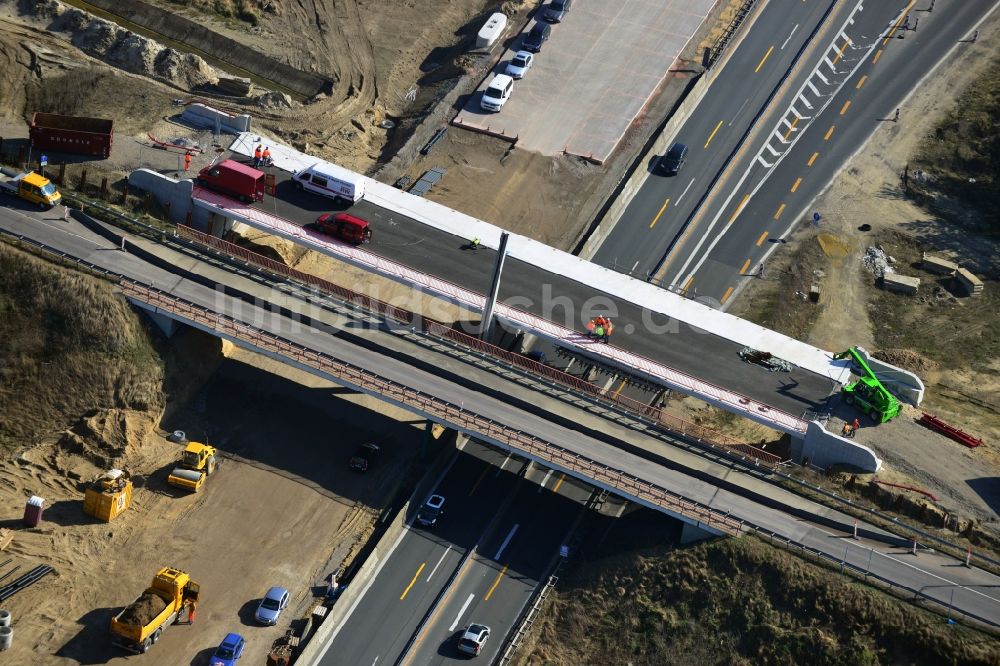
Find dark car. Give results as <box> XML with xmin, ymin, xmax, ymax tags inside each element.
<box><xmin>416</xmin><ymin>494</ymin><xmax>445</xmax><ymax>527</ymax></box>
<box><xmin>543</xmin><ymin>0</ymin><xmax>572</xmax><ymax>22</ymax></box>
<box><xmin>657</xmin><ymin>142</ymin><xmax>688</xmax><ymax>176</ymax></box>
<box><xmin>522</xmin><ymin>22</ymin><xmax>551</xmax><ymax>53</ymax></box>
<box><xmin>349</xmin><ymin>442</ymin><xmax>381</xmax><ymax>472</ymax></box>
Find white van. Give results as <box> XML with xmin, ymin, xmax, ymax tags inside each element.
<box><xmin>480</xmin><ymin>74</ymin><xmax>514</xmax><ymax>112</ymax></box>
<box><xmin>293</xmin><ymin>161</ymin><xmax>366</xmax><ymax>205</ymax></box>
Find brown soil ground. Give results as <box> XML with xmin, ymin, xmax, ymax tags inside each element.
<box><xmin>731</xmin><ymin>11</ymin><xmax>1000</xmax><ymax>536</ymax></box>
<box><xmin>0</xmin><ymin>246</ymin><xmax>424</xmax><ymax>664</ymax></box>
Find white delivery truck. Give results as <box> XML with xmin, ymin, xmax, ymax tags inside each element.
<box><xmin>293</xmin><ymin>161</ymin><xmax>366</xmax><ymax>206</ymax></box>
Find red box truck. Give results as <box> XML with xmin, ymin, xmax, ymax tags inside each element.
<box><xmin>196</xmin><ymin>159</ymin><xmax>265</xmax><ymax>203</ymax></box>
<box><xmin>30</xmin><ymin>112</ymin><xmax>114</xmax><ymax>159</ymax></box>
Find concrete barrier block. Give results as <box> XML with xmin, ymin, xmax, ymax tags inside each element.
<box><xmin>800</xmin><ymin>421</ymin><xmax>881</xmax><ymax>472</ymax></box>
<box><xmin>126</xmin><ymin>168</ymin><xmax>194</xmax><ymax>224</ymax></box>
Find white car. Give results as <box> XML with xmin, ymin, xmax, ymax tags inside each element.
<box><xmin>480</xmin><ymin>74</ymin><xmax>514</xmax><ymax>112</ymax></box>
<box><xmin>457</xmin><ymin>623</ymin><xmax>491</xmax><ymax>656</ymax></box>
<box><xmin>505</xmin><ymin>51</ymin><xmax>534</xmax><ymax>79</ymax></box>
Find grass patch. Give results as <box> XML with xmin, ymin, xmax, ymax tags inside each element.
<box><xmin>730</xmin><ymin>232</ymin><xmax>825</xmax><ymax>340</ymax></box>
<box><xmin>910</xmin><ymin>56</ymin><xmax>1000</xmax><ymax>235</ymax></box>
<box><xmin>519</xmin><ymin>533</ymin><xmax>1000</xmax><ymax>666</ymax></box>
<box><xmin>863</xmin><ymin>231</ymin><xmax>1000</xmax><ymax>369</ymax></box>
<box><xmin>0</xmin><ymin>243</ymin><xmax>163</xmax><ymax>454</ymax></box>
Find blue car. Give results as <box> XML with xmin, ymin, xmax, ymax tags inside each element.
<box><xmin>211</xmin><ymin>633</ymin><xmax>245</xmax><ymax>666</ymax></box>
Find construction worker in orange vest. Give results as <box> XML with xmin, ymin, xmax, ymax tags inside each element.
<box><xmin>253</xmin><ymin>145</ymin><xmax>262</xmax><ymax>167</ymax></box>
<box><xmin>183</xmin><ymin>151</ymin><xmax>192</xmax><ymax>172</ymax></box>
<box><xmin>261</xmin><ymin>146</ymin><xmax>272</xmax><ymax>167</ymax></box>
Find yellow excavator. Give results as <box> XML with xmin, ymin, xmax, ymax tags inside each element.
<box><xmin>167</xmin><ymin>442</ymin><xmax>218</xmax><ymax>492</ymax></box>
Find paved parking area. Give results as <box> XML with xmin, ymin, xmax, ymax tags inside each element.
<box><xmin>453</xmin><ymin>0</ymin><xmax>713</xmax><ymax>163</ymax></box>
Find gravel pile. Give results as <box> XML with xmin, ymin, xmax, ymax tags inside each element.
<box><xmin>863</xmin><ymin>246</ymin><xmax>895</xmax><ymax>277</ymax></box>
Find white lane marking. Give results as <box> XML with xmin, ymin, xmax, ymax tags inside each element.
<box><xmin>371</xmin><ymin>658</ymin><xmax>379</xmax><ymax>665</ymax></box>
<box><xmin>675</xmin><ymin>177</ymin><xmax>695</xmax><ymax>204</ymax></box>
<box><xmin>537</xmin><ymin>470</ymin><xmax>553</xmax><ymax>493</ymax></box>
<box><xmin>495</xmin><ymin>453</ymin><xmax>511</xmax><ymax>478</ymax></box>
<box><xmin>781</xmin><ymin>24</ymin><xmax>799</xmax><ymax>50</ymax></box>
<box><xmin>427</xmin><ymin>546</ymin><xmax>452</xmax><ymax>582</ymax></box>
<box><xmin>669</xmin><ymin>0</ymin><xmax>876</xmax><ymax>288</ymax></box>
<box><xmin>448</xmin><ymin>593</ymin><xmax>476</xmax><ymax>631</ymax></box>
<box><xmin>494</xmin><ymin>524</ymin><xmax>520</xmax><ymax>560</ymax></box>
<box><xmin>729</xmin><ymin>98</ymin><xmax>750</xmax><ymax>125</ymax></box>
<box><xmin>631</xmin><ymin>260</ymin><xmax>639</xmax><ymax>271</ymax></box>
<box><xmin>313</xmin><ymin>454</ymin><xmax>460</xmax><ymax>660</ymax></box>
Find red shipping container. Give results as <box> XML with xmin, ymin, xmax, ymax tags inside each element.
<box><xmin>30</xmin><ymin>112</ymin><xmax>114</xmax><ymax>159</ymax></box>
<box><xmin>23</xmin><ymin>495</ymin><xmax>44</xmax><ymax>527</ymax></box>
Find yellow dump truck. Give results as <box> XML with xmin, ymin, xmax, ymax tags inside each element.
<box><xmin>0</xmin><ymin>169</ymin><xmax>62</xmax><ymax>208</ymax></box>
<box><xmin>111</xmin><ymin>567</ymin><xmax>199</xmax><ymax>653</ymax></box>
<box><xmin>83</xmin><ymin>469</ymin><xmax>133</xmax><ymax>522</ymax></box>
<box><xmin>167</xmin><ymin>441</ymin><xmax>218</xmax><ymax>492</ymax></box>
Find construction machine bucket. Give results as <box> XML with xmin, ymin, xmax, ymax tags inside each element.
<box><xmin>167</xmin><ymin>467</ymin><xmax>205</xmax><ymax>492</ymax></box>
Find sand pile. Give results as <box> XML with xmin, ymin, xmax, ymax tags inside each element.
<box><xmin>36</xmin><ymin>0</ymin><xmax>218</xmax><ymax>90</ymax></box>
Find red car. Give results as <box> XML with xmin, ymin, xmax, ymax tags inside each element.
<box><xmin>315</xmin><ymin>212</ymin><xmax>371</xmax><ymax>244</ymax></box>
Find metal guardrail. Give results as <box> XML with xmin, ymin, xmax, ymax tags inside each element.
<box><xmin>708</xmin><ymin>0</ymin><xmax>761</xmax><ymax>69</ymax></box>
<box><xmin>122</xmin><ymin>280</ymin><xmax>745</xmax><ymax>536</ymax></box>
<box><xmin>745</xmin><ymin>525</ymin><xmax>999</xmax><ymax>630</ymax></box>
<box><xmin>496</xmin><ymin>564</ymin><xmax>563</xmax><ymax>666</ymax></box>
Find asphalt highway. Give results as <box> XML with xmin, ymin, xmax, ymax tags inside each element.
<box><xmin>316</xmin><ymin>444</ymin><xmax>518</xmax><ymax>665</ymax></box>
<box><xmin>592</xmin><ymin>0</ymin><xmax>837</xmax><ymax>279</ymax></box>
<box><xmin>674</xmin><ymin>0</ymin><xmax>998</xmax><ymax>303</ymax></box>
<box><xmin>5</xmin><ymin>204</ymin><xmax>1000</xmax><ymax>630</ymax></box>
<box><xmin>401</xmin><ymin>462</ymin><xmax>591</xmax><ymax>665</ymax></box>
<box><xmin>316</xmin><ymin>442</ymin><xmax>589</xmax><ymax>666</ymax></box>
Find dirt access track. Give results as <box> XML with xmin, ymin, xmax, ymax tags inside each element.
<box><xmin>0</xmin><ymin>332</ymin><xmax>424</xmax><ymax>665</ymax></box>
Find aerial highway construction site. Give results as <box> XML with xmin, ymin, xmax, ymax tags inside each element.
<box><xmin>0</xmin><ymin>0</ymin><xmax>999</xmax><ymax>664</ymax></box>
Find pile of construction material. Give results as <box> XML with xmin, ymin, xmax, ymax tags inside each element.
<box><xmin>217</xmin><ymin>77</ymin><xmax>253</xmax><ymax>97</ymax></box>
<box><xmin>865</xmin><ymin>246</ymin><xmax>919</xmax><ymax>294</ymax></box>
<box><xmin>922</xmin><ymin>253</ymin><xmax>984</xmax><ymax>297</ymax></box>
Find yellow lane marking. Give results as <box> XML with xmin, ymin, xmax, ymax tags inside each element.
<box><xmin>872</xmin><ymin>48</ymin><xmax>883</xmax><ymax>64</ymax></box>
<box><xmin>782</xmin><ymin>116</ymin><xmax>800</xmax><ymax>141</ymax></box>
<box><xmin>484</xmin><ymin>565</ymin><xmax>508</xmax><ymax>602</ymax></box>
<box><xmin>704</xmin><ymin>120</ymin><xmax>724</xmax><ymax>148</ymax></box>
<box><xmin>552</xmin><ymin>473</ymin><xmax>566</xmax><ymax>494</ymax></box>
<box><xmin>754</xmin><ymin>46</ymin><xmax>774</xmax><ymax>73</ymax></box>
<box><xmin>721</xmin><ymin>287</ymin><xmax>734</xmax><ymax>304</ymax></box>
<box><xmin>824</xmin><ymin>125</ymin><xmax>835</xmax><ymax>141</ymax></box>
<box><xmin>773</xmin><ymin>203</ymin><xmax>786</xmax><ymax>220</ymax></box>
<box><xmin>883</xmin><ymin>1</ymin><xmax>917</xmax><ymax>45</ymax></box>
<box><xmin>400</xmin><ymin>559</ymin><xmax>477</xmax><ymax>665</ymax></box>
<box><xmin>649</xmin><ymin>197</ymin><xmax>670</xmax><ymax>229</ymax></box>
<box><xmin>682</xmin><ymin>276</ymin><xmax>694</xmax><ymax>293</ymax></box>
<box><xmin>790</xmin><ymin>177</ymin><xmax>802</xmax><ymax>193</ymax></box>
<box><xmin>740</xmin><ymin>259</ymin><xmax>751</xmax><ymax>275</ymax></box>
<box><xmin>855</xmin><ymin>75</ymin><xmax>867</xmax><ymax>89</ymax></box>
<box><xmin>834</xmin><ymin>40</ymin><xmax>850</xmax><ymax>65</ymax></box>
<box><xmin>400</xmin><ymin>562</ymin><xmax>426</xmax><ymax>600</ymax></box>
<box><xmin>807</xmin><ymin>152</ymin><xmax>819</xmax><ymax>167</ymax></box>
<box><xmin>468</xmin><ymin>463</ymin><xmax>491</xmax><ymax>496</ymax></box>
<box><xmin>839</xmin><ymin>100</ymin><xmax>851</xmax><ymax>115</ymax></box>
<box><xmin>728</xmin><ymin>194</ymin><xmax>750</xmax><ymax>224</ymax></box>
<box><xmin>756</xmin><ymin>231</ymin><xmax>768</xmax><ymax>246</ymax></box>
<box><xmin>613</xmin><ymin>380</ymin><xmax>627</xmax><ymax>397</ymax></box>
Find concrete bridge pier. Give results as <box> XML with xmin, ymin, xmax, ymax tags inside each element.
<box><xmin>143</xmin><ymin>309</ymin><xmax>180</xmax><ymax>338</ymax></box>
<box><xmin>679</xmin><ymin>521</ymin><xmax>716</xmax><ymax>545</ymax></box>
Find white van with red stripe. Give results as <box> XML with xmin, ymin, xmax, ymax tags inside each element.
<box><xmin>293</xmin><ymin>161</ymin><xmax>365</xmax><ymax>206</ymax></box>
